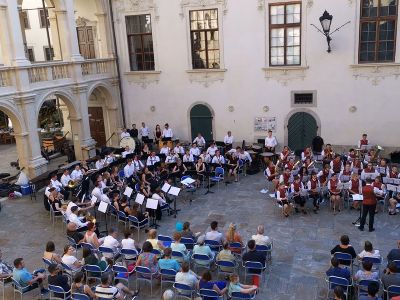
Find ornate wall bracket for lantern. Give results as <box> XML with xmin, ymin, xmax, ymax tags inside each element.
<box><xmin>349</xmin><ymin>106</ymin><xmax>357</xmax><ymax>113</ymax></box>
<box><xmin>263</xmin><ymin>106</ymin><xmax>269</xmax><ymax>112</ymax></box>
<box><xmin>150</xmin><ymin>105</ymin><xmax>156</xmax><ymax>112</ymax></box>
<box><xmin>311</xmin><ymin>10</ymin><xmax>350</xmax><ymax>53</ymax></box>
<box><xmin>228</xmin><ymin>105</ymin><xmax>234</xmax><ymax>112</ymax></box>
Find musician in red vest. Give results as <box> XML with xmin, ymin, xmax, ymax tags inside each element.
<box><xmin>358</xmin><ymin>133</ymin><xmax>369</xmax><ymax>149</ymax></box>
<box><xmin>307</xmin><ymin>173</ymin><xmax>321</xmax><ymax>213</ymax></box>
<box><xmin>330</xmin><ymin>155</ymin><xmax>343</xmax><ymax>174</ymax></box>
<box><xmin>359</xmin><ymin>179</ymin><xmax>377</xmax><ymax>232</ymax></box>
<box><xmin>276</xmin><ymin>182</ymin><xmax>292</xmax><ymax>217</ymax></box>
<box><xmin>291</xmin><ymin>176</ymin><xmax>306</xmax><ymax>214</ymax></box>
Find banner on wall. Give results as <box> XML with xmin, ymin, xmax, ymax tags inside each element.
<box><xmin>254</xmin><ymin>117</ymin><xmax>276</xmax><ymax>132</ymax></box>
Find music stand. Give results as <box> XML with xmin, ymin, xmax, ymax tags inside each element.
<box><xmin>351</xmin><ymin>194</ymin><xmax>364</xmax><ymax>226</ymax></box>
<box><xmin>204</xmin><ymin>170</ymin><xmax>214</xmax><ymax>195</ymax></box>
<box><xmin>168</xmin><ymin>186</ymin><xmax>181</xmax><ymax>218</ymax></box>
<box><xmin>146</xmin><ymin>198</ymin><xmax>159</xmax><ymax>229</ymax></box>
<box><xmin>97</xmin><ymin>201</ymin><xmax>109</xmax><ymax>234</ymax></box>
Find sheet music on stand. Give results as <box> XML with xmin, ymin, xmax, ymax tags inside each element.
<box><xmin>135</xmin><ymin>193</ymin><xmax>145</xmax><ymax>205</ymax></box>
<box><xmin>383</xmin><ymin>177</ymin><xmax>392</xmax><ymax>184</ymax></box>
<box><xmin>352</xmin><ymin>194</ymin><xmax>363</xmax><ymax>201</ymax></box>
<box><xmin>338</xmin><ymin>182</ymin><xmax>351</xmax><ymax>190</ymax></box>
<box><xmin>361</xmin><ymin>145</ymin><xmax>374</xmax><ymax>151</ymax></box>
<box><xmin>168</xmin><ymin>186</ymin><xmax>181</xmax><ymax>196</ymax></box>
<box><xmin>91</xmin><ymin>195</ymin><xmax>98</xmax><ymax>206</ymax></box>
<box><xmin>386</xmin><ymin>184</ymin><xmax>398</xmax><ymax>192</ymax></box>
<box><xmin>340</xmin><ymin>175</ymin><xmax>350</xmax><ymax>182</ymax></box>
<box><xmin>146</xmin><ymin>198</ymin><xmax>159</xmax><ymax>210</ymax></box>
<box><xmin>123</xmin><ymin>186</ymin><xmax>133</xmax><ymax>198</ymax></box>
<box><xmin>162</xmin><ymin>183</ymin><xmax>171</xmax><ymax>193</ymax></box>
<box><xmin>98</xmin><ymin>201</ymin><xmax>108</xmax><ymax>213</ymax></box>
<box><xmin>181</xmin><ymin>177</ymin><xmax>195</xmax><ymax>186</ymax></box>
<box><xmin>364</xmin><ymin>173</ymin><xmax>377</xmax><ymax>180</ymax></box>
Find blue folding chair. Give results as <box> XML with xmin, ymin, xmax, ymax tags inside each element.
<box><xmin>216</xmin><ymin>260</ymin><xmax>237</xmax><ymax>278</ymax></box>
<box><xmin>210</xmin><ymin>167</ymin><xmax>225</xmax><ymax>191</ymax></box>
<box><xmin>361</xmin><ymin>256</ymin><xmax>382</xmax><ymax>275</ymax></box>
<box><xmin>112</xmin><ymin>265</ymin><xmax>135</xmax><ymax>288</ymax></box>
<box><xmin>333</xmin><ymin>252</ymin><xmax>354</xmax><ymax>272</ymax></box>
<box><xmin>98</xmin><ymin>246</ymin><xmax>119</xmax><ymax>262</ymax></box>
<box><xmin>135</xmin><ymin>266</ymin><xmax>157</xmax><ymax>296</ymax></box>
<box><xmin>181</xmin><ymin>237</ymin><xmax>195</xmax><ymax>250</ymax></box>
<box><xmin>71</xmin><ymin>293</ymin><xmax>90</xmax><ymax>300</ymax></box>
<box><xmin>198</xmin><ymin>288</ymin><xmax>223</xmax><ymax>299</ymax></box>
<box><xmin>255</xmin><ymin>243</ymin><xmax>273</xmax><ymax>263</ymax></box>
<box><xmin>229</xmin><ymin>242</ymin><xmax>245</xmax><ymax>258</ymax></box>
<box><xmin>42</xmin><ymin>257</ymin><xmax>53</xmax><ymax>269</ymax></box>
<box><xmin>117</xmin><ymin>211</ymin><xmax>129</xmax><ymax>229</ymax></box>
<box><xmin>231</xmin><ymin>291</ymin><xmax>256</xmax><ymax>299</ymax></box>
<box><xmin>204</xmin><ymin>239</ymin><xmax>222</xmax><ymax>252</ymax></box>
<box><xmin>159</xmin><ymin>269</ymin><xmax>177</xmax><ymax>291</ymax></box>
<box><xmin>1</xmin><ymin>275</ymin><xmax>12</xmax><ymax>300</ymax></box>
<box><xmin>61</xmin><ymin>262</ymin><xmax>81</xmax><ymax>280</ymax></box>
<box><xmin>243</xmin><ymin>261</ymin><xmax>266</xmax><ymax>286</ymax></box>
<box><xmin>79</xmin><ymin>242</ymin><xmax>97</xmax><ymax>253</ymax></box>
<box><xmin>83</xmin><ymin>264</ymin><xmax>110</xmax><ymax>284</ymax></box>
<box><xmin>356</xmin><ymin>280</ymin><xmax>379</xmax><ymax>298</ymax></box>
<box><xmin>48</xmin><ymin>284</ymin><xmax>71</xmax><ymax>299</ymax></box>
<box><xmin>192</xmin><ymin>253</ymin><xmax>213</xmax><ymax>273</ymax></box>
<box><xmin>394</xmin><ymin>260</ymin><xmax>400</xmax><ymax>270</ymax></box>
<box><xmin>120</xmin><ymin>248</ymin><xmax>139</xmax><ymax>264</ymax></box>
<box><xmin>11</xmin><ymin>277</ymin><xmax>47</xmax><ymax>300</ymax></box>
<box><xmin>385</xmin><ymin>285</ymin><xmax>400</xmax><ymax>299</ymax></box>
<box><xmin>128</xmin><ymin>215</ymin><xmax>149</xmax><ymax>241</ymax></box>
<box><xmin>158</xmin><ymin>234</ymin><xmax>173</xmax><ymax>247</ymax></box>
<box><xmin>67</xmin><ymin>236</ymin><xmax>82</xmax><ymax>253</ymax></box>
<box><xmin>171</xmin><ymin>250</ymin><xmax>186</xmax><ymax>264</ymax></box>
<box><xmin>173</xmin><ymin>282</ymin><xmax>195</xmax><ymax>300</ymax></box>
<box><xmin>151</xmin><ymin>249</ymin><xmax>162</xmax><ymax>257</ymax></box>
<box><xmin>325</xmin><ymin>276</ymin><xmax>352</xmax><ymax>300</ymax></box>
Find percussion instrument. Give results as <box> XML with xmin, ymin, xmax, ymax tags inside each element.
<box><xmin>120</xmin><ymin>136</ymin><xmax>136</xmax><ymax>152</ymax></box>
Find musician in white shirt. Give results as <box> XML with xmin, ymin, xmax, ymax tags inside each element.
<box><xmin>224</xmin><ymin>131</ymin><xmax>234</xmax><ymax>150</ymax></box>
<box><xmin>120</xmin><ymin>128</ymin><xmax>130</xmax><ymax>139</ymax></box>
<box><xmin>206</xmin><ymin>142</ymin><xmax>218</xmax><ymax>157</ymax></box>
<box><xmin>124</xmin><ymin>160</ymin><xmax>135</xmax><ymax>178</ymax></box>
<box><xmin>132</xmin><ymin>155</ymin><xmax>144</xmax><ymax>172</ymax></box>
<box><xmin>162</xmin><ymin>123</ymin><xmax>173</xmax><ymax>140</ymax></box>
<box><xmin>200</xmin><ymin>150</ymin><xmax>211</xmax><ymax>164</ymax></box>
<box><xmin>122</xmin><ymin>146</ymin><xmax>133</xmax><ymax>158</ymax></box>
<box><xmin>159</xmin><ymin>142</ymin><xmax>170</xmax><ymax>155</ymax></box>
<box><xmin>139</xmin><ymin>122</ymin><xmax>150</xmax><ymax>141</ymax></box>
<box><xmin>190</xmin><ymin>143</ymin><xmax>201</xmax><ymax>157</ymax></box>
<box><xmin>239</xmin><ymin>148</ymin><xmax>252</xmax><ymax>163</ymax></box>
<box><xmin>71</xmin><ymin>165</ymin><xmax>84</xmax><ymax>181</ymax></box>
<box><xmin>147</xmin><ymin>152</ymin><xmax>160</xmax><ymax>166</ymax></box>
<box><xmin>95</xmin><ymin>157</ymin><xmax>105</xmax><ymax>170</ymax></box>
<box><xmin>174</xmin><ymin>143</ymin><xmax>185</xmax><ymax>156</ymax></box>
<box><xmin>91</xmin><ymin>180</ymin><xmax>111</xmax><ymax>204</ymax></box>
<box><xmin>68</xmin><ymin>206</ymin><xmax>88</xmax><ymax>230</ymax></box>
<box><xmin>193</xmin><ymin>133</ymin><xmax>206</xmax><ymax>148</ymax></box>
<box><xmin>183</xmin><ymin>150</ymin><xmax>194</xmax><ymax>163</ymax></box>
<box><xmin>165</xmin><ymin>152</ymin><xmax>177</xmax><ymax>164</ymax></box>
<box><xmin>264</xmin><ymin>130</ymin><xmax>278</xmax><ymax>152</ymax></box>
<box><xmin>211</xmin><ymin>150</ymin><xmax>225</xmax><ymax>165</ymax></box>
<box><xmin>50</xmin><ymin>173</ymin><xmax>63</xmax><ymax>192</ymax></box>
<box><xmin>60</xmin><ymin>169</ymin><xmax>71</xmax><ymax>187</ymax></box>
<box><xmin>105</xmin><ymin>153</ymin><xmax>115</xmax><ymax>165</ymax></box>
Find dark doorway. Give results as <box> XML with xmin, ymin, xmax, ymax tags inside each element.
<box><xmin>88</xmin><ymin>107</ymin><xmax>106</xmax><ymax>147</ymax></box>
<box><xmin>190</xmin><ymin>104</ymin><xmax>213</xmax><ymax>142</ymax></box>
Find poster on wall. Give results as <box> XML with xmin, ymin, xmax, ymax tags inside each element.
<box><xmin>254</xmin><ymin>117</ymin><xmax>277</xmax><ymax>132</ymax></box>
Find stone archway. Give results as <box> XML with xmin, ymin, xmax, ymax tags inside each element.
<box><xmin>87</xmin><ymin>83</ymin><xmax>121</xmax><ymax>148</ymax></box>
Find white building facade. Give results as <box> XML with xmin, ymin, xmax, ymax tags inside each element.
<box><xmin>0</xmin><ymin>0</ymin><xmax>123</xmax><ymax>178</ymax></box>
<box><xmin>113</xmin><ymin>0</ymin><xmax>400</xmax><ymax>154</ymax></box>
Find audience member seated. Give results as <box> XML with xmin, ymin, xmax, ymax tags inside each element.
<box><xmin>381</xmin><ymin>262</ymin><xmax>400</xmax><ymax>292</ymax></box>
<box><xmin>71</xmin><ymin>271</ymin><xmax>97</xmax><ymax>299</ymax></box>
<box><xmin>146</xmin><ymin>229</ymin><xmax>165</xmax><ymax>252</ymax></box>
<box><xmin>82</xmin><ymin>247</ymin><xmax>108</xmax><ymax>273</ymax></box>
<box><xmin>330</xmin><ymin>235</ymin><xmax>357</xmax><ymax>266</ymax></box>
<box><xmin>43</xmin><ymin>241</ymin><xmax>62</xmax><ymax>264</ymax></box>
<box><xmin>251</xmin><ymin>225</ymin><xmax>272</xmax><ymax>246</ymax></box>
<box><xmin>225</xmin><ymin>223</ymin><xmax>243</xmax><ymax>254</ymax></box>
<box><xmin>158</xmin><ymin>248</ymin><xmax>181</xmax><ymax>272</ymax></box>
<box><xmin>61</xmin><ymin>245</ymin><xmax>82</xmax><ymax>272</ymax></box>
<box><xmin>68</xmin><ymin>206</ymin><xmax>88</xmax><ymax>232</ymax></box>
<box><xmin>198</xmin><ymin>270</ymin><xmax>227</xmax><ymax>298</ymax></box>
<box><xmin>0</xmin><ymin>249</ymin><xmax>13</xmax><ymax>281</ymax></box>
<box><xmin>242</xmin><ymin>240</ymin><xmax>266</xmax><ymax>287</ymax></box>
<box><xmin>47</xmin><ymin>264</ymin><xmax>70</xmax><ymax>298</ymax></box>
<box><xmin>193</xmin><ymin>235</ymin><xmax>215</xmax><ymax>265</ymax></box>
<box><xmin>358</xmin><ymin>241</ymin><xmax>380</xmax><ymax>260</ymax></box>
<box><xmin>216</xmin><ymin>241</ymin><xmax>235</xmax><ymax>272</ymax></box>
<box><xmin>387</xmin><ymin>240</ymin><xmax>400</xmax><ymax>264</ymax></box>
<box><xmin>333</xmin><ymin>286</ymin><xmax>345</xmax><ymax>300</ymax></box>
<box><xmin>175</xmin><ymin>262</ymin><xmax>199</xmax><ymax>295</ymax></box>
<box><xmin>354</xmin><ymin>260</ymin><xmax>379</xmax><ymax>282</ymax></box>
<box><xmin>95</xmin><ymin>273</ymin><xmax>137</xmax><ymax>300</ymax></box>
<box><xmin>171</xmin><ymin>232</ymin><xmax>190</xmax><ymax>262</ymax></box>
<box><xmin>181</xmin><ymin>221</ymin><xmax>200</xmax><ymax>241</ymax></box>
<box><xmin>358</xmin><ymin>281</ymin><xmax>380</xmax><ymax>300</ymax></box>
<box><xmin>102</xmin><ymin>228</ymin><xmax>121</xmax><ymax>259</ymax></box>
<box><xmin>12</xmin><ymin>257</ymin><xmax>47</xmax><ymax>294</ymax></box>
<box><xmin>83</xmin><ymin>222</ymin><xmax>101</xmax><ymax>249</ymax></box>
<box><xmin>326</xmin><ymin>257</ymin><xmax>351</xmax><ymax>282</ymax></box>
<box><xmin>66</xmin><ymin>223</ymin><xmax>84</xmax><ymax>244</ymax></box>
<box><xmin>205</xmin><ymin>221</ymin><xmax>223</xmax><ymax>244</ymax></box>
<box><xmin>228</xmin><ymin>273</ymin><xmax>258</xmax><ymax>297</ymax></box>
<box><xmin>136</xmin><ymin>241</ymin><xmax>159</xmax><ymax>274</ymax></box>
<box><xmin>121</xmin><ymin>229</ymin><xmax>138</xmax><ymax>259</ymax></box>
<box><xmin>130</xmin><ymin>203</ymin><xmax>149</xmax><ymax>221</ymax></box>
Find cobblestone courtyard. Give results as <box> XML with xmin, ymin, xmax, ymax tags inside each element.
<box><xmin>0</xmin><ymin>172</ymin><xmax>399</xmax><ymax>299</ymax></box>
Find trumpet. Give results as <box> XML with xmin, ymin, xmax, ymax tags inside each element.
<box><xmin>307</xmin><ymin>161</ymin><xmax>315</xmax><ymax>169</ymax></box>
<box><xmin>293</xmin><ymin>160</ymin><xmax>301</xmax><ymax>168</ymax></box>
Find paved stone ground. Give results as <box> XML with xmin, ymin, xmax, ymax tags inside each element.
<box><xmin>0</xmin><ymin>171</ymin><xmax>399</xmax><ymax>300</ymax></box>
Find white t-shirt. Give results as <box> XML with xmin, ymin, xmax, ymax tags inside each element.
<box><xmin>65</xmin><ymin>201</ymin><xmax>79</xmax><ymax>218</ymax></box>
<box><xmin>62</xmin><ymin>254</ymin><xmax>80</xmax><ymax>271</ymax></box>
<box><xmin>251</xmin><ymin>234</ymin><xmax>272</xmax><ymax>246</ymax></box>
<box><xmin>205</xmin><ymin>230</ymin><xmax>223</xmax><ymax>243</ymax></box>
<box><xmin>358</xmin><ymin>249</ymin><xmax>380</xmax><ymax>259</ymax></box>
<box><xmin>102</xmin><ymin>236</ymin><xmax>120</xmax><ymax>258</ymax></box>
<box><xmin>121</xmin><ymin>238</ymin><xmax>136</xmax><ymax>259</ymax></box>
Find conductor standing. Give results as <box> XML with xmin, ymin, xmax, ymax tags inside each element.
<box><xmin>359</xmin><ymin>179</ymin><xmax>377</xmax><ymax>232</ymax></box>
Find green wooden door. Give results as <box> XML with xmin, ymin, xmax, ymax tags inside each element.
<box><xmin>190</xmin><ymin>104</ymin><xmax>213</xmax><ymax>142</ymax></box>
<box><xmin>288</xmin><ymin>112</ymin><xmax>318</xmax><ymax>152</ymax></box>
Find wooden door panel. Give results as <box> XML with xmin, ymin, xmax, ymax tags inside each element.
<box><xmin>88</xmin><ymin>107</ymin><xmax>106</xmax><ymax>147</ymax></box>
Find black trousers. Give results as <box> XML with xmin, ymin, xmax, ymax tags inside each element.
<box><xmin>309</xmin><ymin>193</ymin><xmax>320</xmax><ymax>207</ymax></box>
<box><xmin>360</xmin><ymin>203</ymin><xmax>376</xmax><ymax>230</ymax></box>
<box><xmin>293</xmin><ymin>194</ymin><xmax>305</xmax><ymax>207</ymax></box>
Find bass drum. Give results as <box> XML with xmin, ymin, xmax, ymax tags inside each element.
<box><xmin>120</xmin><ymin>137</ymin><xmax>136</xmax><ymax>152</ymax></box>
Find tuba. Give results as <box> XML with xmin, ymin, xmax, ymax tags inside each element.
<box><xmin>68</xmin><ymin>180</ymin><xmax>78</xmax><ymax>189</ymax></box>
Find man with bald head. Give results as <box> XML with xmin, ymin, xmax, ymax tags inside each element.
<box><xmin>66</xmin><ymin>222</ymin><xmax>84</xmax><ymax>244</ymax></box>
<box><xmin>251</xmin><ymin>225</ymin><xmax>271</xmax><ymax>246</ymax></box>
